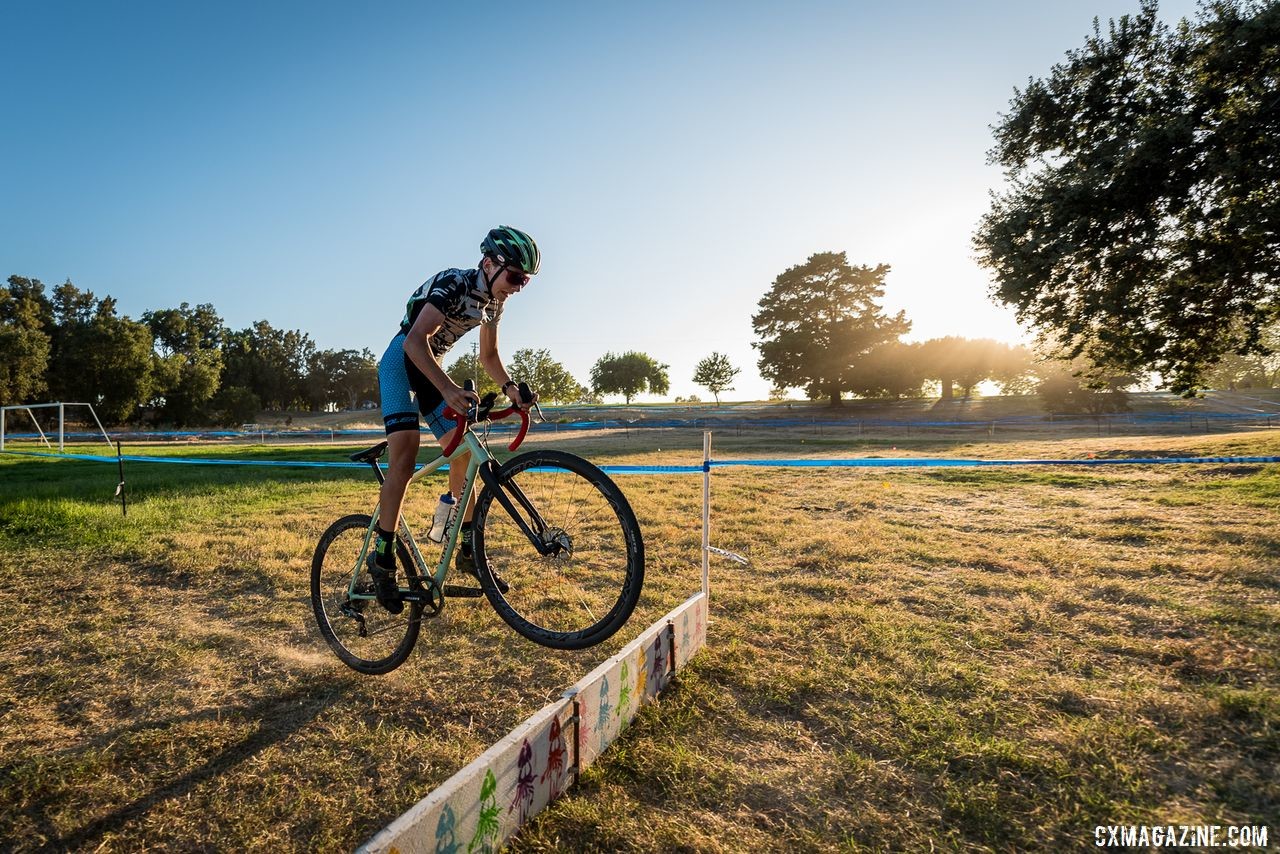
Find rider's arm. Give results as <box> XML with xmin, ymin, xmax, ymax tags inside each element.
<box><xmin>478</xmin><ymin>322</ymin><xmax>511</xmax><ymax>389</ymax></box>
<box><xmin>403</xmin><ymin>305</ymin><xmax>477</xmax><ymax>413</ymax></box>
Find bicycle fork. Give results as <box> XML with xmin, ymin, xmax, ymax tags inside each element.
<box><xmin>476</xmin><ymin>459</ymin><xmax>560</xmax><ymax>557</ymax></box>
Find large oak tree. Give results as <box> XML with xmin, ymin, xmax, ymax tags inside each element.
<box><xmin>752</xmin><ymin>252</ymin><xmax>908</xmax><ymax>406</ymax></box>
<box><xmin>975</xmin><ymin>0</ymin><xmax>1280</xmax><ymax>394</ymax></box>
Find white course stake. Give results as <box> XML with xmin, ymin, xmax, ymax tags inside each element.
<box><xmin>703</xmin><ymin>430</ymin><xmax>748</xmax><ymax>576</ymax></box>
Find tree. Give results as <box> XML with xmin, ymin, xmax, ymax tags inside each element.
<box><xmin>0</xmin><ymin>277</ymin><xmax>52</xmax><ymax>406</ymax></box>
<box><xmin>845</xmin><ymin>341</ymin><xmax>926</xmax><ymax>399</ymax></box>
<box><xmin>917</xmin><ymin>337</ymin><xmax>1029</xmax><ymax>399</ymax></box>
<box><xmin>691</xmin><ymin>352</ymin><xmax>740</xmax><ymax>405</ymax></box>
<box><xmin>1037</xmin><ymin>359</ymin><xmax>1138</xmax><ymax>414</ymax></box>
<box><xmin>508</xmin><ymin>348</ymin><xmax>586</xmax><ymax>404</ymax></box>
<box><xmin>991</xmin><ymin>344</ymin><xmax>1037</xmax><ymax>395</ymax></box>
<box><xmin>144</xmin><ymin>302</ymin><xmax>224</xmax><ymax>425</ymax></box>
<box><xmin>307</xmin><ymin>348</ymin><xmax>379</xmax><ymax>411</ymax></box>
<box><xmin>46</xmin><ymin>283</ymin><xmax>154</xmax><ymax>424</ymax></box>
<box><xmin>1201</xmin><ymin>321</ymin><xmax>1280</xmax><ymax>389</ymax></box>
<box><xmin>590</xmin><ymin>351</ymin><xmax>670</xmax><ymax>404</ymax></box>
<box><xmin>445</xmin><ymin>351</ymin><xmax>501</xmax><ymax>397</ymax></box>
<box><xmin>209</xmin><ymin>385</ymin><xmax>261</xmax><ymax>425</ymax></box>
<box><xmin>752</xmin><ymin>252</ymin><xmax>909</xmax><ymax>406</ymax></box>
<box><xmin>221</xmin><ymin>321</ymin><xmax>315</xmax><ymax>410</ymax></box>
<box><xmin>975</xmin><ymin>0</ymin><xmax>1280</xmax><ymax>395</ymax></box>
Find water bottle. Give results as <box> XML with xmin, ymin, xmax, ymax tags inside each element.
<box><xmin>427</xmin><ymin>492</ymin><xmax>457</xmax><ymax>543</ymax></box>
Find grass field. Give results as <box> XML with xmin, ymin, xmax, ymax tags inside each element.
<box><xmin>1</xmin><ymin>425</ymin><xmax>1277</xmax><ymax>851</ymax></box>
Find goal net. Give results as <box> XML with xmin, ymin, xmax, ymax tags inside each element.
<box><xmin>0</xmin><ymin>402</ymin><xmax>114</xmax><ymax>453</ymax></box>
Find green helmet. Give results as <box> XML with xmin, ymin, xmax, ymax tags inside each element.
<box><xmin>481</xmin><ymin>225</ymin><xmax>540</xmax><ymax>275</ymax></box>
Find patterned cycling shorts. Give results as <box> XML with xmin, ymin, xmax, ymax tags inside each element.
<box><xmin>378</xmin><ymin>332</ymin><xmax>456</xmax><ymax>440</ymax></box>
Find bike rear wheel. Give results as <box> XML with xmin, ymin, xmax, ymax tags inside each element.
<box><xmin>311</xmin><ymin>513</ymin><xmax>422</xmax><ymax>674</ymax></box>
<box><xmin>473</xmin><ymin>450</ymin><xmax>644</xmax><ymax>649</ymax></box>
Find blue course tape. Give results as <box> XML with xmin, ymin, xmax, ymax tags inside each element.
<box><xmin>0</xmin><ymin>449</ymin><xmax>698</xmax><ymax>475</ymax></box>
<box><xmin>0</xmin><ymin>449</ymin><xmax>373</xmax><ymax>468</ymax></box>
<box><xmin>710</xmin><ymin>456</ymin><xmax>1280</xmax><ymax>468</ymax></box>
<box><xmin>3</xmin><ymin>449</ymin><xmax>1277</xmax><ymax>473</ymax></box>
<box><xmin>7</xmin><ymin>407</ymin><xmax>1276</xmax><ymax>444</ymax></box>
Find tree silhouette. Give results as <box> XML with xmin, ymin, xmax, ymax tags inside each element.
<box><xmin>975</xmin><ymin>0</ymin><xmax>1280</xmax><ymax>394</ymax></box>
<box><xmin>753</xmin><ymin>252</ymin><xmax>908</xmax><ymax>406</ymax></box>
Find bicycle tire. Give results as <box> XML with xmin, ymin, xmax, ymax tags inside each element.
<box><xmin>311</xmin><ymin>513</ymin><xmax>422</xmax><ymax>674</ymax></box>
<box><xmin>473</xmin><ymin>450</ymin><xmax>644</xmax><ymax>649</ymax></box>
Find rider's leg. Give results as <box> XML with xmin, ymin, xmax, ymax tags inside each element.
<box><xmin>377</xmin><ymin>428</ymin><xmax>421</xmax><ymax>547</ymax></box>
<box><xmin>371</xmin><ymin>333</ymin><xmax>418</xmax><ymax>613</ymax></box>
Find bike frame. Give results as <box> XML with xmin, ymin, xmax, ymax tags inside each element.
<box><xmin>347</xmin><ymin>429</ymin><xmax>494</xmax><ymax>602</ymax></box>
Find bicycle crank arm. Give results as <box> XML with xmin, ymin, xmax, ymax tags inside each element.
<box><xmin>477</xmin><ymin>459</ymin><xmax>554</xmax><ymax>557</ymax></box>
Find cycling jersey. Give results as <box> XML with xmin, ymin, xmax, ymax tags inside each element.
<box><xmin>381</xmin><ymin>267</ymin><xmax>505</xmax><ymax>436</ymax></box>
<box><xmin>400</xmin><ymin>268</ymin><xmax>504</xmax><ymax>358</ymax></box>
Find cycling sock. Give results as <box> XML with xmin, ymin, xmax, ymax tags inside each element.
<box><xmin>374</xmin><ymin>526</ymin><xmax>396</xmax><ymax>570</ymax></box>
<box><xmin>460</xmin><ymin>521</ymin><xmax>473</xmax><ymax>557</ymax></box>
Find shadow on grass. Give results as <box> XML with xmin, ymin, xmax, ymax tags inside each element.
<box><xmin>33</xmin><ymin>683</ymin><xmax>350</xmax><ymax>852</ymax></box>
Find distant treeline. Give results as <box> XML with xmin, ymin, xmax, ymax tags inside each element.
<box><xmin>5</xmin><ymin>272</ymin><xmax>1276</xmax><ymax>427</ymax></box>
<box><xmin>0</xmin><ymin>275</ymin><xmax>598</xmax><ymax>426</ymax></box>
<box><xmin>0</xmin><ymin>276</ymin><xmax>377</xmax><ymax>426</ymax></box>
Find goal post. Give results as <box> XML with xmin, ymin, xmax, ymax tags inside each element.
<box><xmin>0</xmin><ymin>402</ymin><xmax>114</xmax><ymax>453</ymax></box>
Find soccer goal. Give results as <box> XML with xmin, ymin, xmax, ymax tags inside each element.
<box><xmin>0</xmin><ymin>402</ymin><xmax>114</xmax><ymax>453</ymax></box>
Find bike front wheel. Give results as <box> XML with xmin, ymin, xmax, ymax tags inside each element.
<box><xmin>473</xmin><ymin>450</ymin><xmax>644</xmax><ymax>649</ymax></box>
<box><xmin>311</xmin><ymin>513</ymin><xmax>422</xmax><ymax>675</ymax></box>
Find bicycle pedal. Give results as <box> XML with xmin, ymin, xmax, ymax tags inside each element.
<box><xmin>442</xmin><ymin>584</ymin><xmax>484</xmax><ymax>598</ymax></box>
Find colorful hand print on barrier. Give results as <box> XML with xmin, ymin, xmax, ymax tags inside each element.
<box><xmin>541</xmin><ymin>715</ymin><xmax>566</xmax><ymax>799</ymax></box>
<box><xmin>681</xmin><ymin>612</ymin><xmax>690</xmax><ymax>654</ymax></box>
<box><xmin>467</xmin><ymin>769</ymin><xmax>500</xmax><ymax>853</ymax></box>
<box><xmin>509</xmin><ymin>739</ymin><xmax>536</xmax><ymax>823</ymax></box>
<box><xmin>634</xmin><ymin>646</ymin><xmax>647</xmax><ymax>700</ymax></box>
<box><xmin>596</xmin><ymin>673</ymin><xmax>612</xmax><ymax>738</ymax></box>
<box><xmin>652</xmin><ymin>633</ymin><xmax>667</xmax><ymax>691</ymax></box>
<box><xmin>616</xmin><ymin>661</ymin><xmax>631</xmax><ymax>718</ymax></box>
<box><xmin>435</xmin><ymin>804</ymin><xmax>460</xmax><ymax>854</ymax></box>
<box><xmin>577</xmin><ymin>704</ymin><xmax>594</xmax><ymax>758</ymax></box>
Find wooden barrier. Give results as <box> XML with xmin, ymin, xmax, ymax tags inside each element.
<box><xmin>359</xmin><ymin>591</ymin><xmax>708</xmax><ymax>854</ymax></box>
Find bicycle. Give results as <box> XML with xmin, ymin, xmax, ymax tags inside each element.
<box><xmin>310</xmin><ymin>383</ymin><xmax>645</xmax><ymax>674</ymax></box>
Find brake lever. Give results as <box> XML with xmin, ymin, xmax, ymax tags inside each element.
<box><xmin>515</xmin><ymin>382</ymin><xmax>545</xmax><ymax>423</ymax></box>
<box><xmin>476</xmin><ymin>391</ymin><xmax>499</xmax><ymax>422</ymax></box>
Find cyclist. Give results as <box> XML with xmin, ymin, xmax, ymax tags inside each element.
<box><xmin>369</xmin><ymin>225</ymin><xmax>541</xmax><ymax>613</ymax></box>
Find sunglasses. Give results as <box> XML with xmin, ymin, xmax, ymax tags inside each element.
<box><xmin>504</xmin><ymin>267</ymin><xmax>531</xmax><ymax>287</ymax></box>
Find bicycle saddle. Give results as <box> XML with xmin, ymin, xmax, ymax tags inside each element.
<box><xmin>349</xmin><ymin>441</ymin><xmax>389</xmax><ymax>464</ymax></box>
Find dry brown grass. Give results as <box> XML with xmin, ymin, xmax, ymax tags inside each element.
<box><xmin>1</xmin><ymin>427</ymin><xmax>1277</xmax><ymax>851</ymax></box>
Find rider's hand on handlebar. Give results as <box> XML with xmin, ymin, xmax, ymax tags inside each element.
<box><xmin>445</xmin><ymin>384</ymin><xmax>480</xmax><ymax>418</ymax></box>
<box><xmin>506</xmin><ymin>382</ymin><xmax>538</xmax><ymax>411</ymax></box>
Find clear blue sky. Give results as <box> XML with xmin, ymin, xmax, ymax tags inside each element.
<box><xmin>2</xmin><ymin>0</ymin><xmax>1200</xmax><ymax>402</ymax></box>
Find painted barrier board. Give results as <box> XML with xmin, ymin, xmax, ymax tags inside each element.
<box><xmin>568</xmin><ymin>592</ymin><xmax>706</xmax><ymax>771</ymax></box>
<box><xmin>666</xmin><ymin>591</ymin><xmax>707</xmax><ymax>671</ymax></box>
<box><xmin>358</xmin><ymin>699</ymin><xmax>575</xmax><ymax>854</ymax></box>
<box><xmin>359</xmin><ymin>591</ymin><xmax>708</xmax><ymax>853</ymax></box>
